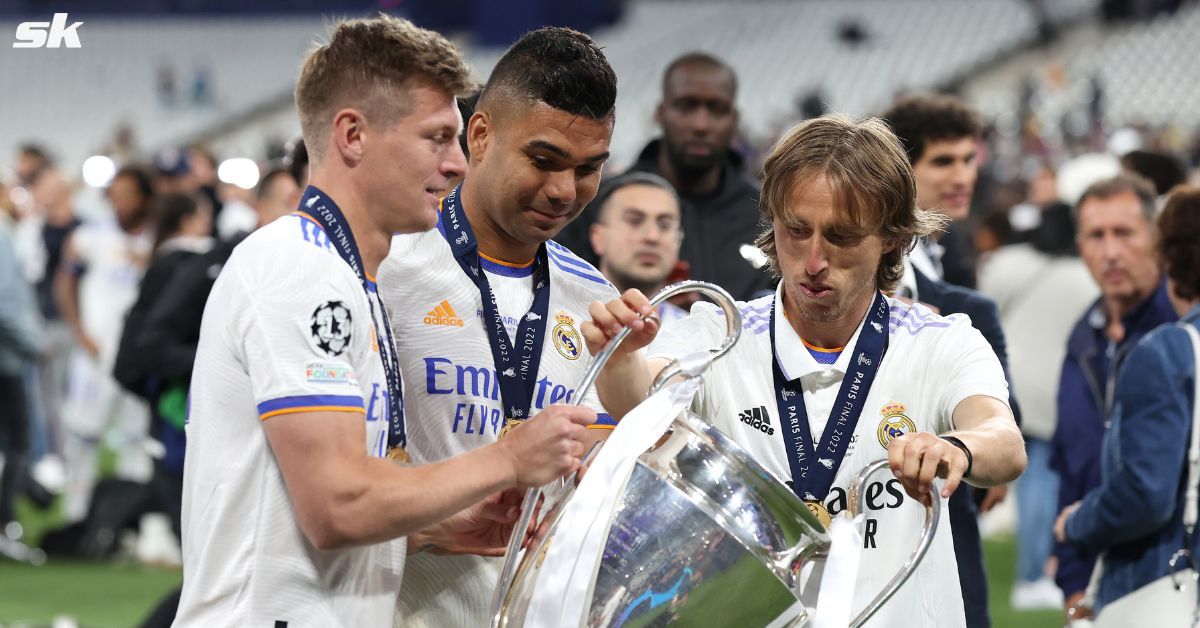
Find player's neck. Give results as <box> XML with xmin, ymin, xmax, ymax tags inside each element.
<box><xmin>306</xmin><ymin>174</ymin><xmax>388</xmax><ymax>277</ymax></box>
<box><xmin>461</xmin><ymin>181</ymin><xmax>540</xmax><ymax>264</ymax></box>
<box><xmin>782</xmin><ymin>285</ymin><xmax>875</xmax><ymax>350</ymax></box>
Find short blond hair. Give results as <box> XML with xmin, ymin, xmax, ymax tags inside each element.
<box><xmin>755</xmin><ymin>114</ymin><xmax>946</xmax><ymax>294</ymax></box>
<box><xmin>295</xmin><ymin>15</ymin><xmax>474</xmax><ymax>160</ymax></box>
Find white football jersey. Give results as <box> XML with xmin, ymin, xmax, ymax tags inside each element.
<box><xmin>378</xmin><ymin>223</ymin><xmax>618</xmax><ymax>628</ymax></box>
<box><xmin>71</xmin><ymin>217</ymin><xmax>151</xmax><ymax>364</ymax></box>
<box><xmin>647</xmin><ymin>287</ymin><xmax>1010</xmax><ymax>628</ymax></box>
<box><xmin>176</xmin><ymin>214</ymin><xmax>403</xmax><ymax>628</ymax></box>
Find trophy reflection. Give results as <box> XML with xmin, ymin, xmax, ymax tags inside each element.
<box><xmin>491</xmin><ymin>281</ymin><xmax>939</xmax><ymax>628</ymax></box>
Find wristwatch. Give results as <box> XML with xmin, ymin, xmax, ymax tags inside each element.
<box><xmin>940</xmin><ymin>435</ymin><xmax>973</xmax><ymax>479</ymax></box>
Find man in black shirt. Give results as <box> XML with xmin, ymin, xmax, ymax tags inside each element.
<box><xmin>556</xmin><ymin>52</ymin><xmax>772</xmax><ymax>301</ymax></box>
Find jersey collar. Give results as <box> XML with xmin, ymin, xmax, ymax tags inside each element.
<box><xmin>772</xmin><ymin>283</ymin><xmax>868</xmax><ymax>381</ymax></box>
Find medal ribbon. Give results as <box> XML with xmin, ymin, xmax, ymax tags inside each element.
<box><xmin>771</xmin><ymin>291</ymin><xmax>890</xmax><ymax>501</ymax></box>
<box><xmin>439</xmin><ymin>185</ymin><xmax>551</xmax><ymax>422</ymax></box>
<box><xmin>297</xmin><ymin>186</ymin><xmax>405</xmax><ymax>449</ymax></box>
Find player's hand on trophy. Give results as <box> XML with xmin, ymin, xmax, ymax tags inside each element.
<box><xmin>887</xmin><ymin>432</ymin><xmax>970</xmax><ymax>507</ymax></box>
<box><xmin>413</xmin><ymin>489</ymin><xmax>525</xmax><ymax>557</ymax></box>
<box><xmin>582</xmin><ymin>289</ymin><xmax>660</xmax><ymax>359</ymax></box>
<box><xmin>501</xmin><ymin>404</ymin><xmax>596</xmax><ymax>487</ymax></box>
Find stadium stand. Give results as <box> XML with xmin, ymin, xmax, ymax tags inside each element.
<box><xmin>2</xmin><ymin>1</ymin><xmax>1101</xmax><ymax>172</ymax></box>
<box><xmin>0</xmin><ymin>17</ymin><xmax>325</xmax><ymax>170</ymax></box>
<box><xmin>1036</xmin><ymin>1</ymin><xmax>1200</xmax><ymax>129</ymax></box>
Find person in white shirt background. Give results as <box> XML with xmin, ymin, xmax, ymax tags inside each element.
<box><xmin>53</xmin><ymin>165</ymin><xmax>155</xmax><ymax>522</ymax></box>
<box><xmin>584</xmin><ymin>113</ymin><xmax>1027</xmax><ymax>628</ymax></box>
<box><xmin>977</xmin><ymin>165</ymin><xmax>1099</xmax><ymax>611</ymax></box>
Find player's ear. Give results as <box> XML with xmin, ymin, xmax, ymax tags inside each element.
<box><xmin>466</xmin><ymin>111</ymin><xmax>490</xmax><ymax>162</ymax></box>
<box><xmin>881</xmin><ymin>238</ymin><xmax>899</xmax><ymax>255</ymax></box>
<box><xmin>330</xmin><ymin>108</ymin><xmax>367</xmax><ymax>165</ymax></box>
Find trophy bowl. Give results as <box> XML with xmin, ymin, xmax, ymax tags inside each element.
<box><xmin>491</xmin><ymin>281</ymin><xmax>939</xmax><ymax>628</ymax></box>
<box><xmin>499</xmin><ymin>407</ymin><xmax>829</xmax><ymax>627</ymax></box>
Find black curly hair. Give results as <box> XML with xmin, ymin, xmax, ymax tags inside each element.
<box><xmin>881</xmin><ymin>94</ymin><xmax>982</xmax><ymax>164</ymax></box>
<box><xmin>478</xmin><ymin>26</ymin><xmax>616</xmax><ymax>120</ymax></box>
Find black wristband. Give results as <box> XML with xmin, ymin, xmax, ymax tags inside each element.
<box><xmin>941</xmin><ymin>436</ymin><xmax>973</xmax><ymax>479</ymax></box>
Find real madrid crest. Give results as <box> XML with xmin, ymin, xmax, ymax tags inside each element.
<box><xmin>552</xmin><ymin>312</ymin><xmax>582</xmax><ymax>360</ymax></box>
<box><xmin>876</xmin><ymin>401</ymin><xmax>916</xmax><ymax>449</ymax></box>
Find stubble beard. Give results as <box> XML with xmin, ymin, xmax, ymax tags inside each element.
<box><xmin>793</xmin><ymin>273</ymin><xmax>877</xmax><ymax>325</ymax></box>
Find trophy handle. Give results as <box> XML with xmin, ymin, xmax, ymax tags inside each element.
<box><xmin>489</xmin><ymin>280</ymin><xmax>742</xmax><ymax>628</ymax></box>
<box><xmin>583</xmin><ymin>280</ymin><xmax>742</xmax><ymax>398</ymax></box>
<box><xmin>845</xmin><ymin>459</ymin><xmax>941</xmax><ymax>628</ymax></box>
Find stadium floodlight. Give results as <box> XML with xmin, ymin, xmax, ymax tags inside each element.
<box><xmin>81</xmin><ymin>155</ymin><xmax>116</xmax><ymax>188</ymax></box>
<box><xmin>218</xmin><ymin>157</ymin><xmax>260</xmax><ymax>190</ymax></box>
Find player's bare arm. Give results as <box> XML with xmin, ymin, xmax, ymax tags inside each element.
<box><xmin>407</xmin><ymin>488</ymin><xmax>528</xmax><ymax>557</ymax></box>
<box><xmin>888</xmin><ymin>394</ymin><xmax>1025</xmax><ymax>507</ymax></box>
<box><xmin>264</xmin><ymin>403</ymin><xmax>593</xmax><ymax>550</ymax></box>
<box><xmin>581</xmin><ymin>288</ymin><xmax>674</xmax><ymax>420</ymax></box>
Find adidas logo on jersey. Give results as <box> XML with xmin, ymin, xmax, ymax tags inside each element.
<box><xmin>738</xmin><ymin>405</ymin><xmax>775</xmax><ymax>435</ymax></box>
<box><xmin>423</xmin><ymin>300</ymin><xmax>464</xmax><ymax>327</ymax></box>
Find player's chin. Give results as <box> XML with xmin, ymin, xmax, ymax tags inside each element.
<box><xmin>420</xmin><ymin>205</ymin><xmax>441</xmax><ymax>230</ymax></box>
<box><xmin>802</xmin><ymin>302</ymin><xmax>847</xmax><ymax>324</ymax></box>
<box><xmin>413</xmin><ymin>195</ymin><xmax>442</xmax><ymax>230</ymax></box>
<box><xmin>520</xmin><ymin>215</ymin><xmax>567</xmax><ymax>242</ymax></box>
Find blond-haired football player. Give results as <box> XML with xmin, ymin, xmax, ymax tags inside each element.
<box><xmin>585</xmin><ymin>114</ymin><xmax>1026</xmax><ymax>628</ymax></box>
<box><xmin>176</xmin><ymin>17</ymin><xmax>594</xmax><ymax>627</ymax></box>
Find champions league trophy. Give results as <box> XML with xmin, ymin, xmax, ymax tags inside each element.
<box><xmin>490</xmin><ymin>281</ymin><xmax>940</xmax><ymax>627</ymax></box>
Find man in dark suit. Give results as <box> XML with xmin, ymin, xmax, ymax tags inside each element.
<box><xmin>883</xmin><ymin>92</ymin><xmax>1022</xmax><ymax>627</ymax></box>
<box><xmin>883</xmin><ymin>94</ymin><xmax>982</xmax><ymax>289</ymax></box>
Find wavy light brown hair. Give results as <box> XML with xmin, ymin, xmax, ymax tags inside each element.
<box><xmin>295</xmin><ymin>15</ymin><xmax>474</xmax><ymax>161</ymax></box>
<box><xmin>755</xmin><ymin>114</ymin><xmax>946</xmax><ymax>294</ymax></box>
<box><xmin>1157</xmin><ymin>185</ymin><xmax>1200</xmax><ymax>302</ymax></box>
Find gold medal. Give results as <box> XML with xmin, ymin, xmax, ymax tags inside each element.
<box><xmin>499</xmin><ymin>418</ymin><xmax>526</xmax><ymax>439</ymax></box>
<box><xmin>386</xmin><ymin>446</ymin><xmax>410</xmax><ymax>464</ymax></box>
<box><xmin>804</xmin><ymin>500</ymin><xmax>833</xmax><ymax>529</ymax></box>
<box><xmin>496</xmin><ymin>420</ymin><xmax>525</xmax><ymax>439</ymax></box>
